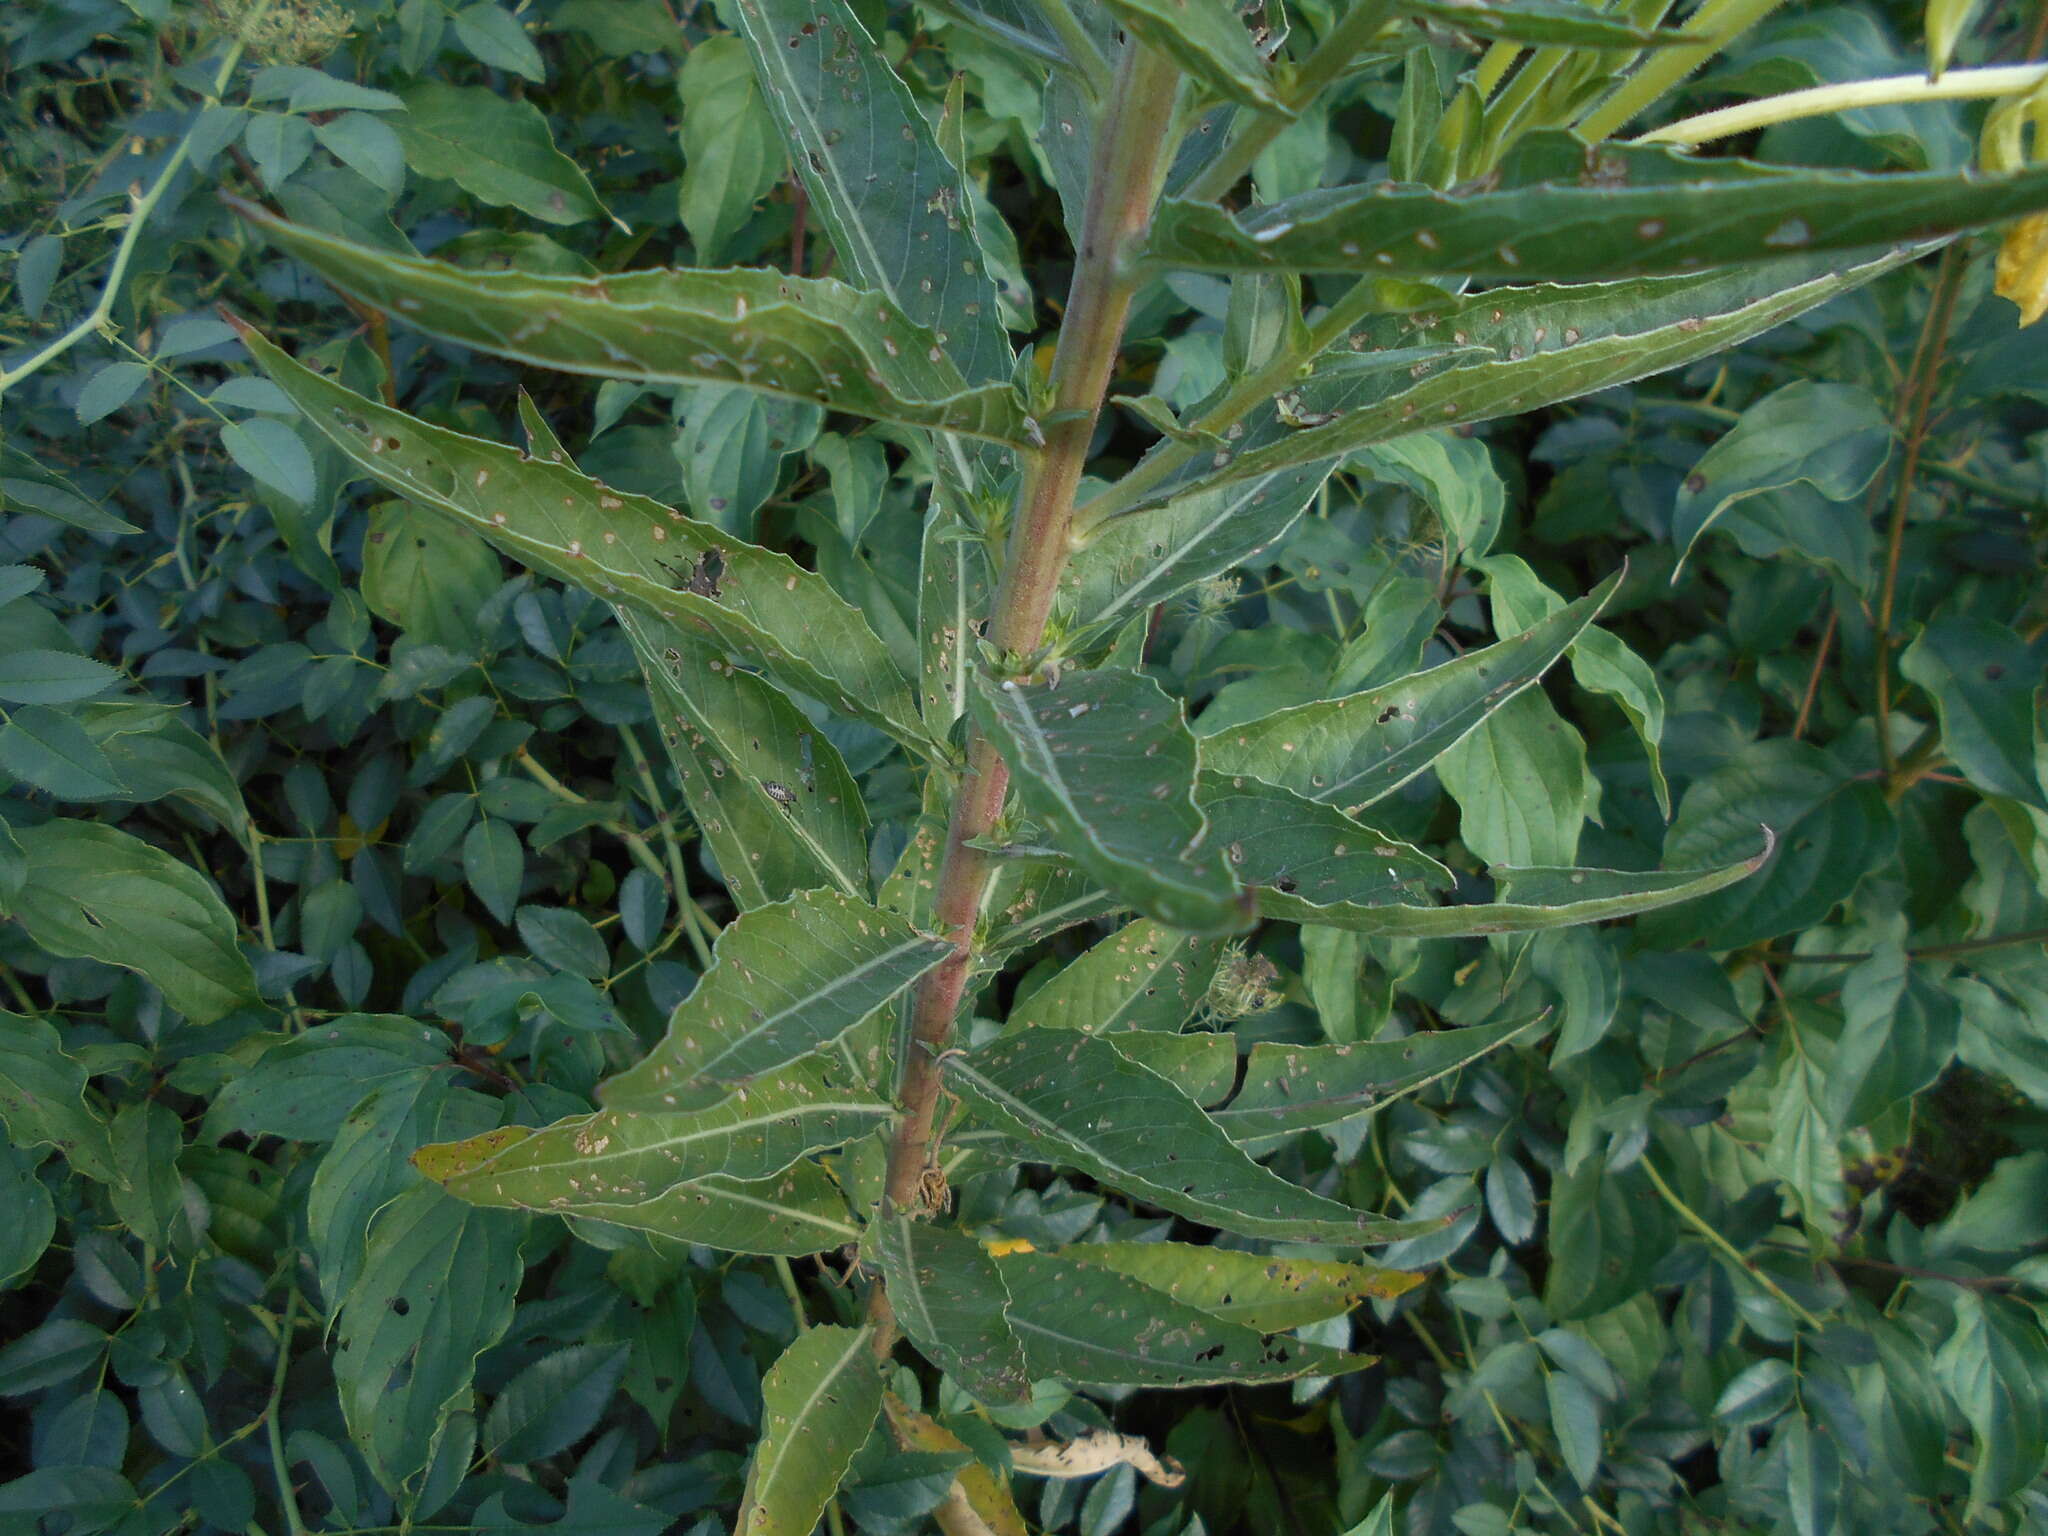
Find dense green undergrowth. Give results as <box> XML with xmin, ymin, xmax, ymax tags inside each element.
<box><xmin>4</xmin><ymin>1</ymin><xmax>2048</xmax><ymax>1533</ymax></box>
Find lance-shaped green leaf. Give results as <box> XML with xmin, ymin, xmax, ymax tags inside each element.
<box><xmin>1005</xmin><ymin>918</ymin><xmax>1226</xmax><ymax>1036</ymax></box>
<box><xmin>918</xmin><ymin>511</ymin><xmax>995</xmax><ymax>734</ymax></box>
<box><xmin>1201</xmin><ymin>575</ymin><xmax>1615</xmax><ymax>810</ymax></box>
<box><xmin>231</xmin><ymin>319</ymin><xmax>924</xmax><ymax>744</ymax></box>
<box><xmin>1107</xmin><ymin>249</ymin><xmax>1916</xmax><ymax>514</ymax></box>
<box><xmin>729</xmin><ymin>0</ymin><xmax>1010</xmax><ymax>390</ymax></box>
<box><xmin>1105</xmin><ymin>0</ymin><xmax>1288</xmax><ymax>114</ymax></box>
<box><xmin>623</xmin><ymin>611</ymin><xmax>870</xmax><ymax>907</ymax></box>
<box><xmin>867</xmin><ymin>1216</ymin><xmax>1032</xmax><ymax>1405</ymax></box>
<box><xmin>972</xmin><ymin>667</ymin><xmax>1250</xmax><ymax>936</ymax></box>
<box><xmin>229</xmin><ymin>201</ymin><xmax>1030</xmax><ymax>446</ymax></box>
<box><xmin>1213</xmin><ymin>1014</ymin><xmax>1545</xmax><ymax>1141</ymax></box>
<box><xmin>739</xmin><ymin>1326</ymin><xmax>884</xmax><ymax>1536</ymax></box>
<box><xmin>1058</xmin><ymin>461</ymin><xmax>1330</xmax><ymax>642</ymax></box>
<box><xmin>1145</xmin><ymin>132</ymin><xmax>2048</xmax><ymax>280</ymax></box>
<box><xmin>561</xmin><ymin>1163</ymin><xmax>860</xmax><ymax>1255</ymax></box>
<box><xmin>1200</xmin><ymin>774</ymin><xmax>1455</xmax><ymax>913</ymax></box>
<box><xmin>0</xmin><ymin>1012</ymin><xmax>118</xmax><ymax>1185</ymax></box>
<box><xmin>994</xmin><ymin>1250</ymin><xmax>1378</xmax><ymax>1388</ymax></box>
<box><xmin>981</xmin><ymin>852</ymin><xmax>1126</xmax><ymax>957</ymax></box>
<box><xmin>413</xmin><ymin>1058</ymin><xmax>889</xmax><ymax>1207</ymax></box>
<box><xmin>1397</xmin><ymin>0</ymin><xmax>1698</xmax><ymax>47</ymax></box>
<box><xmin>1062</xmin><ymin>1241</ymin><xmax>1422</xmax><ymax>1331</ymax></box>
<box><xmin>944</xmin><ymin>1028</ymin><xmax>1436</xmax><ymax>1242</ymax></box>
<box><xmin>1294</xmin><ymin>835</ymin><xmax>1777</xmax><ymax>937</ymax></box>
<box><xmin>1097</xmin><ymin>1029</ymin><xmax>1240</xmax><ymax>1107</ymax></box>
<box><xmin>601</xmin><ymin>889</ymin><xmax>950</xmax><ymax>1103</ymax></box>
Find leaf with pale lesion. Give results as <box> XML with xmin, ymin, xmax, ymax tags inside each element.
<box><xmin>944</xmin><ymin>1028</ymin><xmax>1438</xmax><ymax>1243</ymax></box>
<box><xmin>1200</xmin><ymin>576</ymin><xmax>1617</xmax><ymax>810</ymax></box>
<box><xmin>867</xmin><ymin>1216</ymin><xmax>1032</xmax><ymax>1405</ymax></box>
<box><xmin>972</xmin><ymin>667</ymin><xmax>1250</xmax><ymax>936</ymax></box>
<box><xmin>1146</xmin><ymin>133</ymin><xmax>2048</xmax><ymax>280</ymax></box>
<box><xmin>1005</xmin><ymin>918</ymin><xmax>1225</xmax><ymax>1035</ymax></box>
<box><xmin>1200</xmin><ymin>774</ymin><xmax>1454</xmax><ymax>918</ymax></box>
<box><xmin>230</xmin><ymin>200</ymin><xmax>1031</xmax><ymax>446</ymax></box>
<box><xmin>231</xmin><ymin>319</ymin><xmax>926</xmax><ymax>746</ymax></box>
<box><xmin>562</xmin><ymin>1161</ymin><xmax>861</xmax><ymax>1255</ymax></box>
<box><xmin>994</xmin><ymin>1249</ymin><xmax>1379</xmax><ymax>1388</ymax></box>
<box><xmin>1062</xmin><ymin>1241</ymin><xmax>1422</xmax><ymax>1330</ymax></box>
<box><xmin>739</xmin><ymin>1326</ymin><xmax>885</xmax><ymax>1536</ymax></box>
<box><xmin>414</xmin><ymin>1057</ymin><xmax>889</xmax><ymax>1208</ymax></box>
<box><xmin>600</xmin><ymin>888</ymin><xmax>951</xmax><ymax>1105</ymax></box>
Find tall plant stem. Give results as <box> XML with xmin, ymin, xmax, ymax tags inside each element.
<box><xmin>867</xmin><ymin>41</ymin><xmax>1187</xmax><ymax>1351</ymax></box>
<box><xmin>1875</xmin><ymin>244</ymin><xmax>1966</xmax><ymax>782</ymax></box>
<box><xmin>1574</xmin><ymin>0</ymin><xmax>1790</xmax><ymax>142</ymax></box>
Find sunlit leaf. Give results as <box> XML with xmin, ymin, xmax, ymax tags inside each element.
<box><xmin>1062</xmin><ymin>1241</ymin><xmax>1422</xmax><ymax>1330</ymax></box>
<box><xmin>737</xmin><ymin>1326</ymin><xmax>884</xmax><ymax>1536</ymax></box>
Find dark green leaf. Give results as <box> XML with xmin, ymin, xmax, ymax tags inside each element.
<box><xmin>601</xmin><ymin>888</ymin><xmax>949</xmax><ymax>1101</ymax></box>
<box><xmin>0</xmin><ymin>1012</ymin><xmax>117</xmax><ymax>1183</ymax></box>
<box><xmin>868</xmin><ymin>1216</ymin><xmax>1032</xmax><ymax>1404</ymax></box>
<box><xmin>737</xmin><ymin>1326</ymin><xmax>884</xmax><ymax>1536</ymax></box>
<box><xmin>1900</xmin><ymin>617</ymin><xmax>2046</xmax><ymax>808</ymax></box>
<box><xmin>391</xmin><ymin>82</ymin><xmax>604</xmax><ymax>224</ymax></box>
<box><xmin>945</xmin><ymin>1028</ymin><xmax>1434</xmax><ymax>1242</ymax></box>
<box><xmin>0</xmin><ymin>705</ymin><xmax>124</xmax><ymax>798</ymax></box>
<box><xmin>462</xmin><ymin>818</ymin><xmax>524</xmax><ymax>924</ymax></box>
<box><xmin>973</xmin><ymin>667</ymin><xmax>1249</xmax><ymax>935</ymax></box>
<box><xmin>234</xmin><ymin>203</ymin><xmax>1029</xmax><ymax>445</ymax></box>
<box><xmin>483</xmin><ymin>1343</ymin><xmax>631</xmax><ymax>1464</ymax></box>
<box><xmin>1146</xmin><ymin>133</ymin><xmax>2048</xmax><ymax>279</ymax></box>
<box><xmin>1005</xmin><ymin>918</ymin><xmax>1225</xmax><ymax>1036</ymax></box>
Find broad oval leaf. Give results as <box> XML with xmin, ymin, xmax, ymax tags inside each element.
<box><xmin>738</xmin><ymin>1326</ymin><xmax>885</xmax><ymax>1536</ymax></box>
<box><xmin>1062</xmin><ymin>1240</ymin><xmax>1422</xmax><ymax>1331</ymax></box>
<box><xmin>1200</xmin><ymin>574</ymin><xmax>1616</xmax><ymax>810</ymax></box>
<box><xmin>230</xmin><ymin>319</ymin><xmax>925</xmax><ymax>745</ymax></box>
<box><xmin>416</xmin><ymin>1057</ymin><xmax>890</xmax><ymax>1207</ymax></box>
<box><xmin>972</xmin><ymin>667</ymin><xmax>1250</xmax><ymax>935</ymax></box>
<box><xmin>994</xmin><ymin>1249</ymin><xmax>1379</xmax><ymax>1388</ymax></box>
<box><xmin>1145</xmin><ymin>133</ymin><xmax>2048</xmax><ymax>279</ymax></box>
<box><xmin>3</xmin><ymin>819</ymin><xmax>257</xmax><ymax>1026</ymax></box>
<box><xmin>230</xmin><ymin>201</ymin><xmax>1031</xmax><ymax>446</ymax></box>
<box><xmin>600</xmin><ymin>888</ymin><xmax>951</xmax><ymax>1104</ymax></box>
<box><xmin>943</xmin><ymin>1028</ymin><xmax>1437</xmax><ymax>1243</ymax></box>
<box><xmin>867</xmin><ymin>1216</ymin><xmax>1032</xmax><ymax>1405</ymax></box>
<box><xmin>0</xmin><ymin>1012</ymin><xmax>117</xmax><ymax>1185</ymax></box>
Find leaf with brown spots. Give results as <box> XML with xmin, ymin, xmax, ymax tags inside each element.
<box><xmin>738</xmin><ymin>1326</ymin><xmax>884</xmax><ymax>1536</ymax></box>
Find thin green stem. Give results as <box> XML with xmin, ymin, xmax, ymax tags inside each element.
<box><xmin>1641</xmin><ymin>1157</ymin><xmax>1829</xmax><ymax>1331</ymax></box>
<box><xmin>266</xmin><ymin>1288</ymin><xmax>310</xmax><ymax>1536</ymax></box>
<box><xmin>0</xmin><ymin>11</ymin><xmax>269</xmax><ymax>397</ymax></box>
<box><xmin>1575</xmin><ymin>0</ymin><xmax>1791</xmax><ymax>142</ymax></box>
<box><xmin>867</xmin><ymin>39</ymin><xmax>1187</xmax><ymax>1356</ymax></box>
<box><xmin>1639</xmin><ymin>62</ymin><xmax>2048</xmax><ymax>146</ymax></box>
<box><xmin>1178</xmin><ymin>0</ymin><xmax>1399</xmax><ymax>207</ymax></box>
<box><xmin>620</xmin><ymin>730</ymin><xmax>719</xmax><ymax>971</ymax></box>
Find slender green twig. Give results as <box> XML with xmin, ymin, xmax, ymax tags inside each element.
<box><xmin>1638</xmin><ymin>62</ymin><xmax>2048</xmax><ymax>146</ymax></box>
<box><xmin>1640</xmin><ymin>1157</ymin><xmax>1828</xmax><ymax>1332</ymax></box>
<box><xmin>266</xmin><ymin>1288</ymin><xmax>310</xmax><ymax>1536</ymax></box>
<box><xmin>1575</xmin><ymin>0</ymin><xmax>1791</xmax><ymax>142</ymax></box>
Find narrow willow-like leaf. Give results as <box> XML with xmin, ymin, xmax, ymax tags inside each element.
<box><xmin>230</xmin><ymin>320</ymin><xmax>926</xmax><ymax>745</ymax></box>
<box><xmin>1146</xmin><ymin>133</ymin><xmax>2048</xmax><ymax>279</ymax></box>
<box><xmin>995</xmin><ymin>1250</ymin><xmax>1378</xmax><ymax>1388</ymax></box>
<box><xmin>982</xmin><ymin>856</ymin><xmax>1126</xmax><ymax>956</ymax></box>
<box><xmin>1058</xmin><ymin>462</ymin><xmax>1329</xmax><ymax>641</ymax></box>
<box><xmin>917</xmin><ymin>511</ymin><xmax>994</xmax><ymax>734</ymax></box>
<box><xmin>867</xmin><ymin>1216</ymin><xmax>1032</xmax><ymax>1405</ymax></box>
<box><xmin>972</xmin><ymin>668</ymin><xmax>1250</xmax><ymax>935</ymax></box>
<box><xmin>563</xmin><ymin>1162</ymin><xmax>860</xmax><ymax>1254</ymax></box>
<box><xmin>229</xmin><ymin>201</ymin><xmax>1030</xmax><ymax>445</ymax></box>
<box><xmin>1005</xmin><ymin>918</ymin><xmax>1225</xmax><ymax>1036</ymax></box>
<box><xmin>601</xmin><ymin>889</ymin><xmax>951</xmax><ymax>1104</ymax></box>
<box><xmin>1213</xmin><ymin>1014</ymin><xmax>1544</xmax><ymax>1140</ymax></box>
<box><xmin>1200</xmin><ymin>774</ymin><xmax>1455</xmax><ymax>911</ymax></box>
<box><xmin>1299</xmin><ymin>836</ymin><xmax>1777</xmax><ymax>937</ymax></box>
<box><xmin>1064</xmin><ymin>1241</ymin><xmax>1422</xmax><ymax>1331</ymax></box>
<box><xmin>944</xmin><ymin>1028</ymin><xmax>1435</xmax><ymax>1242</ymax></box>
<box><xmin>1104</xmin><ymin>0</ymin><xmax>1288</xmax><ymax>114</ymax></box>
<box><xmin>1110</xmin><ymin>249</ymin><xmax>1916</xmax><ymax>513</ymax></box>
<box><xmin>1200</xmin><ymin>575</ymin><xmax>1615</xmax><ymax>809</ymax></box>
<box><xmin>1397</xmin><ymin>0</ymin><xmax>1696</xmax><ymax>46</ymax></box>
<box><xmin>730</xmin><ymin>0</ymin><xmax>1011</xmax><ymax>389</ymax></box>
<box><xmin>413</xmin><ymin>1058</ymin><xmax>889</xmax><ymax>1207</ymax></box>
<box><xmin>739</xmin><ymin>1326</ymin><xmax>884</xmax><ymax>1536</ymax></box>
<box><xmin>623</xmin><ymin>611</ymin><xmax>869</xmax><ymax>907</ymax></box>
<box><xmin>1097</xmin><ymin>1029</ymin><xmax>1239</xmax><ymax>1107</ymax></box>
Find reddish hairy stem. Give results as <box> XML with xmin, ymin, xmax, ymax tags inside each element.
<box><xmin>867</xmin><ymin>43</ymin><xmax>1186</xmax><ymax>1351</ymax></box>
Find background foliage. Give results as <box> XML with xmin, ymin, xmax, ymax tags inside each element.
<box><xmin>4</xmin><ymin>1</ymin><xmax>2048</xmax><ymax>1533</ymax></box>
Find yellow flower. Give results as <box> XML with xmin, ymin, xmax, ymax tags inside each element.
<box><xmin>1996</xmin><ymin>211</ymin><xmax>2048</xmax><ymax>327</ymax></box>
